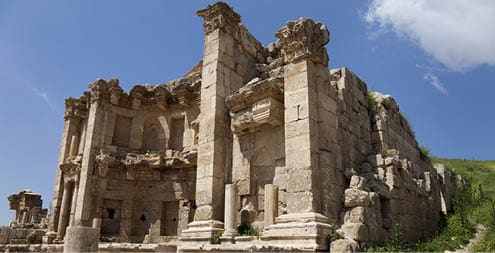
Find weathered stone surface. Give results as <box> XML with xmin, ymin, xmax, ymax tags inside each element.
<box><xmin>330</xmin><ymin>239</ymin><xmax>360</xmax><ymax>253</ymax></box>
<box><xmin>2</xmin><ymin>2</ymin><xmax>459</xmax><ymax>252</ymax></box>
<box><xmin>344</xmin><ymin>189</ymin><xmax>371</xmax><ymax>207</ymax></box>
<box><xmin>63</xmin><ymin>226</ymin><xmax>98</xmax><ymax>252</ymax></box>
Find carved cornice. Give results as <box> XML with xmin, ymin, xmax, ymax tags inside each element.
<box><xmin>196</xmin><ymin>1</ymin><xmax>241</xmax><ymax>35</ymax></box>
<box><xmin>275</xmin><ymin>18</ymin><xmax>330</xmax><ymax>66</ymax></box>
<box><xmin>64</xmin><ymin>95</ymin><xmax>89</xmax><ymax>120</ymax></box>
<box><xmin>226</xmin><ymin>77</ymin><xmax>284</xmax><ymax>112</ymax></box>
<box><xmin>75</xmin><ymin>62</ymin><xmax>202</xmax><ymax>111</ymax></box>
<box><xmin>226</xmin><ymin>77</ymin><xmax>284</xmax><ymax>134</ymax></box>
<box><xmin>94</xmin><ymin>148</ymin><xmax>197</xmax><ymax>179</ymax></box>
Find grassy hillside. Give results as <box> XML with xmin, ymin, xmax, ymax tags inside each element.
<box><xmin>431</xmin><ymin>158</ymin><xmax>495</xmax><ymax>251</ymax></box>
<box><xmin>366</xmin><ymin>158</ymin><xmax>495</xmax><ymax>252</ymax></box>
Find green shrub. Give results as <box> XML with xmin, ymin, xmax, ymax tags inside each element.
<box><xmin>365</xmin><ymin>224</ymin><xmax>406</xmax><ymax>252</ymax></box>
<box><xmin>237</xmin><ymin>223</ymin><xmax>258</xmax><ymax>236</ymax></box>
<box><xmin>419</xmin><ymin>146</ymin><xmax>430</xmax><ymax>160</ymax></box>
<box><xmin>367</xmin><ymin>91</ymin><xmax>376</xmax><ymax>112</ymax></box>
<box><xmin>327</xmin><ymin>224</ymin><xmax>344</xmax><ymax>248</ymax></box>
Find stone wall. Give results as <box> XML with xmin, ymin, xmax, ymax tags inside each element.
<box><xmin>1</xmin><ymin>2</ymin><xmax>461</xmax><ymax>252</ymax></box>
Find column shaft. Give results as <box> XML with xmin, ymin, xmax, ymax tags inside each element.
<box><xmin>264</xmin><ymin>184</ymin><xmax>278</xmax><ymax>227</ymax></box>
<box><xmin>69</xmin><ymin>135</ymin><xmax>79</xmax><ymax>157</ymax></box>
<box><xmin>57</xmin><ymin>182</ymin><xmax>73</xmax><ymax>239</ymax></box>
<box><xmin>223</xmin><ymin>184</ymin><xmax>237</xmax><ymax>236</ymax></box>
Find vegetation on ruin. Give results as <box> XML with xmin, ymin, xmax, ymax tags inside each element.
<box><xmin>365</xmin><ymin>158</ymin><xmax>495</xmax><ymax>252</ymax></box>
<box><xmin>326</xmin><ymin>224</ymin><xmax>344</xmax><ymax>245</ymax></box>
<box><xmin>432</xmin><ymin>158</ymin><xmax>495</xmax><ymax>252</ymax></box>
<box><xmin>236</xmin><ymin>223</ymin><xmax>259</xmax><ymax>236</ymax></box>
<box><xmin>367</xmin><ymin>91</ymin><xmax>376</xmax><ymax>112</ymax></box>
<box><xmin>419</xmin><ymin>146</ymin><xmax>430</xmax><ymax>160</ymax></box>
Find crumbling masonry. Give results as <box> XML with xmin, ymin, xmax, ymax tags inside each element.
<box><xmin>2</xmin><ymin>2</ymin><xmax>459</xmax><ymax>252</ymax></box>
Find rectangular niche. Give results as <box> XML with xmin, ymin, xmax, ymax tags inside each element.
<box><xmin>112</xmin><ymin>115</ymin><xmax>132</xmax><ymax>148</ymax></box>
<box><xmin>160</xmin><ymin>201</ymin><xmax>179</xmax><ymax>236</ymax></box>
<box><xmin>169</xmin><ymin>117</ymin><xmax>185</xmax><ymax>150</ymax></box>
<box><xmin>101</xmin><ymin>199</ymin><xmax>122</xmax><ymax>236</ymax></box>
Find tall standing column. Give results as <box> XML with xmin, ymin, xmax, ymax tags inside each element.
<box><xmin>49</xmin><ymin>106</ymin><xmax>82</xmax><ymax>232</ymax></box>
<box><xmin>57</xmin><ymin>181</ymin><xmax>73</xmax><ymax>240</ymax></box>
<box><xmin>180</xmin><ymin>2</ymin><xmax>244</xmax><ymax>244</ymax></box>
<box><xmin>69</xmin><ymin>181</ymin><xmax>79</xmax><ymax>226</ymax></box>
<box><xmin>73</xmin><ymin>80</ymin><xmax>108</xmax><ymax>226</ymax></box>
<box><xmin>221</xmin><ymin>184</ymin><xmax>237</xmax><ymax>242</ymax></box>
<box><xmin>263</xmin><ymin>18</ymin><xmax>332</xmax><ymax>250</ymax></box>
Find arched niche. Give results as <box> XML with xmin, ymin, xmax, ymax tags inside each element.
<box><xmin>141</xmin><ymin>117</ymin><xmax>166</xmax><ymax>151</ymax></box>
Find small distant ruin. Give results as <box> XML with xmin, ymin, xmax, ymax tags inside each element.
<box><xmin>1</xmin><ymin>2</ymin><xmax>460</xmax><ymax>252</ymax></box>
<box><xmin>0</xmin><ymin>190</ymin><xmax>47</xmax><ymax>245</ymax></box>
<box><xmin>8</xmin><ymin>190</ymin><xmax>48</xmax><ymax>228</ymax></box>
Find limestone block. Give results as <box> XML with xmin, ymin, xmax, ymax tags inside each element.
<box><xmin>344</xmin><ymin>206</ymin><xmax>369</xmax><ymax>224</ymax></box>
<box><xmin>349</xmin><ymin>175</ymin><xmax>370</xmax><ymax>191</ymax></box>
<box><xmin>330</xmin><ymin>239</ymin><xmax>360</xmax><ymax>253</ymax></box>
<box><xmin>340</xmin><ymin>223</ymin><xmax>369</xmax><ymax>242</ymax></box>
<box><xmin>288</xmin><ymin>168</ymin><xmax>313</xmax><ymax>192</ymax></box>
<box><xmin>368</xmin><ymin>154</ymin><xmax>384</xmax><ymax>167</ymax></box>
<box><xmin>286</xmin><ymin>191</ymin><xmax>314</xmax><ymax>213</ymax></box>
<box><xmin>344</xmin><ymin>189</ymin><xmax>370</xmax><ymax>207</ymax></box>
<box><xmin>63</xmin><ymin>226</ymin><xmax>98</xmax><ymax>253</ymax></box>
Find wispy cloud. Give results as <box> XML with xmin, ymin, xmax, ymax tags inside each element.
<box><xmin>423</xmin><ymin>73</ymin><xmax>448</xmax><ymax>95</ymax></box>
<box><xmin>32</xmin><ymin>88</ymin><xmax>56</xmax><ymax>110</ymax></box>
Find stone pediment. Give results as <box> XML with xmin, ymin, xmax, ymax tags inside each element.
<box><xmin>225</xmin><ymin>77</ymin><xmax>284</xmax><ymax>134</ymax></box>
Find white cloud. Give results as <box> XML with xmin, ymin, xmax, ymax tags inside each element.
<box><xmin>424</xmin><ymin>73</ymin><xmax>448</xmax><ymax>95</ymax></box>
<box><xmin>32</xmin><ymin>88</ymin><xmax>56</xmax><ymax>110</ymax></box>
<box><xmin>365</xmin><ymin>0</ymin><xmax>495</xmax><ymax>71</ymax></box>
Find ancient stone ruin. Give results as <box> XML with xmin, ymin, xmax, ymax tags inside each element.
<box><xmin>0</xmin><ymin>190</ymin><xmax>48</xmax><ymax>245</ymax></box>
<box><xmin>1</xmin><ymin>2</ymin><xmax>460</xmax><ymax>252</ymax></box>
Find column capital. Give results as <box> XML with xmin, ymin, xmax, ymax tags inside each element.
<box><xmin>196</xmin><ymin>1</ymin><xmax>241</xmax><ymax>35</ymax></box>
<box><xmin>64</xmin><ymin>96</ymin><xmax>89</xmax><ymax>120</ymax></box>
<box><xmin>275</xmin><ymin>18</ymin><xmax>330</xmax><ymax>66</ymax></box>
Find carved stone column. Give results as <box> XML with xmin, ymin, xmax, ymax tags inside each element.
<box><xmin>263</xmin><ymin>18</ymin><xmax>332</xmax><ymax>250</ymax></box>
<box><xmin>69</xmin><ymin>180</ymin><xmax>79</xmax><ymax>226</ymax></box>
<box><xmin>49</xmin><ymin>110</ymin><xmax>83</xmax><ymax>232</ymax></box>
<box><xmin>57</xmin><ymin>181</ymin><xmax>73</xmax><ymax>240</ymax></box>
<box><xmin>73</xmin><ymin>80</ymin><xmax>108</xmax><ymax>227</ymax></box>
<box><xmin>21</xmin><ymin>211</ymin><xmax>27</xmax><ymax>225</ymax></box>
<box><xmin>69</xmin><ymin>135</ymin><xmax>79</xmax><ymax>157</ymax></box>
<box><xmin>180</xmin><ymin>2</ymin><xmax>244</xmax><ymax>245</ymax></box>
<box><xmin>221</xmin><ymin>184</ymin><xmax>237</xmax><ymax>243</ymax></box>
<box><xmin>264</xmin><ymin>184</ymin><xmax>278</xmax><ymax>227</ymax></box>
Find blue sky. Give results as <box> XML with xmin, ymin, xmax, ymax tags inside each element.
<box><xmin>0</xmin><ymin>0</ymin><xmax>493</xmax><ymax>225</ymax></box>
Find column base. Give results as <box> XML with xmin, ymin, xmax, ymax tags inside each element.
<box><xmin>63</xmin><ymin>226</ymin><xmax>98</xmax><ymax>253</ymax></box>
<box><xmin>220</xmin><ymin>228</ymin><xmax>237</xmax><ymax>244</ymax></box>
<box><xmin>179</xmin><ymin>220</ymin><xmax>224</xmax><ymax>245</ymax></box>
<box><xmin>261</xmin><ymin>212</ymin><xmax>331</xmax><ymax>251</ymax></box>
<box><xmin>42</xmin><ymin>231</ymin><xmax>57</xmax><ymax>244</ymax></box>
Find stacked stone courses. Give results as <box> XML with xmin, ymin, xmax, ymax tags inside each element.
<box><xmin>1</xmin><ymin>2</ymin><xmax>460</xmax><ymax>252</ymax></box>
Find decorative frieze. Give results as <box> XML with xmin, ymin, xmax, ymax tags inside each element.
<box><xmin>226</xmin><ymin>77</ymin><xmax>284</xmax><ymax>134</ymax></box>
